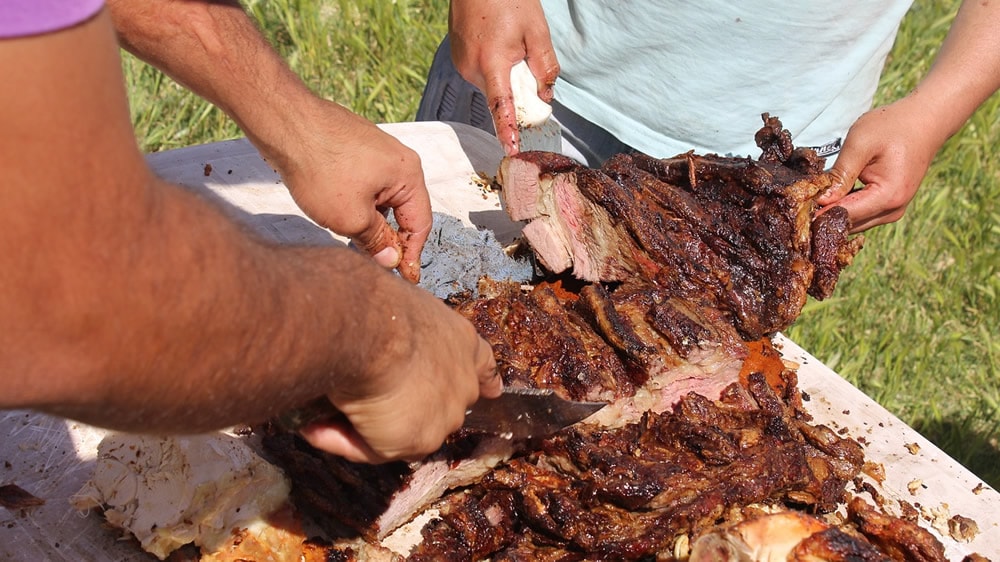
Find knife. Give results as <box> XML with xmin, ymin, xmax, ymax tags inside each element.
<box><xmin>274</xmin><ymin>388</ymin><xmax>605</xmax><ymax>440</ymax></box>
<box><xmin>510</xmin><ymin>60</ymin><xmax>562</xmax><ymax>153</ymax></box>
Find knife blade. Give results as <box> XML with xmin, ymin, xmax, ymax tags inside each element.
<box><xmin>274</xmin><ymin>388</ymin><xmax>605</xmax><ymax>440</ymax></box>
<box><xmin>510</xmin><ymin>60</ymin><xmax>562</xmax><ymax>153</ymax></box>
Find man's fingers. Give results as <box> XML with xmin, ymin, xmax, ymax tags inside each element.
<box><xmin>487</xmin><ymin>93</ymin><xmax>519</xmax><ymax>155</ymax></box>
<box><xmin>299</xmin><ymin>420</ymin><xmax>387</xmax><ymax>464</ymax></box>
<box><xmin>819</xmin><ymin>165</ymin><xmax>859</xmax><ymax>206</ymax></box>
<box><xmin>476</xmin><ymin>337</ymin><xmax>502</xmax><ymax>398</ymax></box>
<box><xmin>819</xmin><ymin>185</ymin><xmax>905</xmax><ymax>234</ymax></box>
<box><xmin>482</xmin><ymin>63</ymin><xmax>520</xmax><ymax>155</ymax></box>
<box><xmin>353</xmin><ymin>214</ymin><xmax>403</xmax><ymax>270</ymax></box>
<box><xmin>525</xmin><ymin>51</ymin><xmax>559</xmax><ymax>102</ymax></box>
<box><xmin>393</xmin><ymin>202</ymin><xmax>432</xmax><ymax>284</ymax></box>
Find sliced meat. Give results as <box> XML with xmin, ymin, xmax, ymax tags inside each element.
<box><xmin>498</xmin><ymin>151</ymin><xmax>580</xmax><ymax>221</ymax></box>
<box><xmin>405</xmin><ymin>370</ymin><xmax>870</xmax><ymax>561</ymax></box>
<box><xmin>498</xmin><ymin>114</ymin><xmax>864</xmax><ymax>340</ymax></box>
<box><xmin>260</xmin><ymin>115</ymin><xmax>871</xmax><ymax>556</ymax></box>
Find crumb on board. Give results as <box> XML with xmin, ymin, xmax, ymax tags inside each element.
<box><xmin>923</xmin><ymin>503</ymin><xmax>952</xmax><ymax>537</ymax></box>
<box><xmin>897</xmin><ymin>499</ymin><xmax>920</xmax><ymax>522</ymax></box>
<box><xmin>907</xmin><ymin>479</ymin><xmax>924</xmax><ymax>496</ymax></box>
<box><xmin>470</xmin><ymin>171</ymin><xmax>499</xmax><ymax>198</ymax></box>
<box><xmin>0</xmin><ymin>483</ymin><xmax>45</xmax><ymax>509</ymax></box>
<box><xmin>862</xmin><ymin>461</ymin><xmax>885</xmax><ymax>483</ymax></box>
<box><xmin>203</xmin><ymin>163</ymin><xmax>213</xmax><ymax>176</ymax></box>
<box><xmin>905</xmin><ymin>442</ymin><xmax>921</xmax><ymax>455</ymax></box>
<box><xmin>947</xmin><ymin>514</ymin><xmax>979</xmax><ymax>543</ymax></box>
<box><xmin>972</xmin><ymin>482</ymin><xmax>985</xmax><ymax>495</ymax></box>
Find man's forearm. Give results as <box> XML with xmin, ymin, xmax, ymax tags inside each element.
<box><xmin>44</xmin><ymin>180</ymin><xmax>397</xmax><ymax>433</ymax></box>
<box><xmin>906</xmin><ymin>0</ymin><xmax>1000</xmax><ymax>143</ymax></box>
<box><xmin>106</xmin><ymin>0</ymin><xmax>320</xmax><ymax>160</ymax></box>
<box><xmin>4</xmin><ymin>170</ymin><xmax>402</xmax><ymax>434</ymax></box>
<box><xmin>0</xmin><ymin>9</ymin><xmax>395</xmax><ymax>432</ymax></box>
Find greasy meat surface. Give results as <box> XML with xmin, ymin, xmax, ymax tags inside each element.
<box><xmin>258</xmin><ymin>429</ymin><xmax>415</xmax><ymax>540</ymax></box>
<box><xmin>848</xmin><ymin>497</ymin><xmax>949</xmax><ymax>562</ymax></box>
<box><xmin>263</xmin><ymin>333</ymin><xmax>947</xmax><ymax>562</ymax></box>
<box><xmin>405</xmin><ymin>370</ymin><xmax>885</xmax><ymax>561</ymax></box>
<box><xmin>255</xmin><ymin>116</ymin><xmax>920</xmax><ymax>561</ymax></box>
<box><xmin>498</xmin><ymin>114</ymin><xmax>864</xmax><ymax>340</ymax></box>
<box><xmin>259</xmin><ymin>278</ymin><xmax>749</xmax><ymax>541</ymax></box>
<box><xmin>453</xmin><ymin>281</ymin><xmax>638</xmax><ymax>402</ymax></box>
<box><xmin>810</xmin><ymin>206</ymin><xmax>866</xmax><ymax>299</ymax></box>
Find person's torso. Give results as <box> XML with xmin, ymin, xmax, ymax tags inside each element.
<box><xmin>542</xmin><ymin>0</ymin><xmax>915</xmax><ymax>159</ymax></box>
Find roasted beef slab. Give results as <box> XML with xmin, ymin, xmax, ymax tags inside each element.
<box><xmin>252</xmin><ymin>116</ymin><xmax>945</xmax><ymax>561</ymax></box>
<box><xmin>498</xmin><ymin>114</ymin><xmax>864</xmax><ymax>340</ymax></box>
<box><xmin>405</xmin><ymin>368</ymin><xmax>944</xmax><ymax>562</ymax></box>
<box><xmin>259</xmin><ymin>278</ymin><xmax>747</xmax><ymax>540</ymax></box>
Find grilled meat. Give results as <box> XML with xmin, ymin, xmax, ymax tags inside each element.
<box><xmin>257</xmin><ymin>116</ymin><xmax>910</xmax><ymax>560</ymax></box>
<box><xmin>404</xmin><ymin>370</ymin><xmax>914</xmax><ymax>561</ymax></box>
<box><xmin>498</xmin><ymin>114</ymin><xmax>864</xmax><ymax>340</ymax></box>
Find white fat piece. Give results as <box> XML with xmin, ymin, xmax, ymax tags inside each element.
<box><xmin>510</xmin><ymin>60</ymin><xmax>562</xmax><ymax>152</ymax></box>
<box><xmin>71</xmin><ymin>433</ymin><xmax>291</xmax><ymax>561</ymax></box>
<box><xmin>688</xmin><ymin>511</ymin><xmax>830</xmax><ymax>561</ymax></box>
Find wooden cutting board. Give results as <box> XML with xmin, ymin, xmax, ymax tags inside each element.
<box><xmin>1</xmin><ymin>122</ymin><xmax>996</xmax><ymax>561</ymax></box>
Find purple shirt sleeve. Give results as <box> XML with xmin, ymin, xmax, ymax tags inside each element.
<box><xmin>0</xmin><ymin>0</ymin><xmax>105</xmax><ymax>39</ymax></box>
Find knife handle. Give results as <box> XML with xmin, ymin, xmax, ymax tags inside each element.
<box><xmin>272</xmin><ymin>397</ymin><xmax>347</xmax><ymax>432</ymax></box>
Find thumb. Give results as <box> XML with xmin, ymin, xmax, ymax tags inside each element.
<box><xmin>299</xmin><ymin>420</ymin><xmax>386</xmax><ymax>464</ymax></box>
<box><xmin>818</xmin><ymin>150</ymin><xmax>863</xmax><ymax>207</ymax></box>
<box><xmin>353</xmin><ymin>214</ymin><xmax>403</xmax><ymax>270</ymax></box>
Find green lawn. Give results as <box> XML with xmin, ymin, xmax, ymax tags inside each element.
<box><xmin>122</xmin><ymin>0</ymin><xmax>1000</xmax><ymax>486</ymax></box>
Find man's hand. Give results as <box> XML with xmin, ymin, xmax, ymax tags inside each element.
<box><xmin>0</xmin><ymin>8</ymin><xmax>496</xmax><ymax>461</ymax></box>
<box><xmin>298</xmin><ymin>276</ymin><xmax>501</xmax><ymax>463</ymax></box>
<box><xmin>106</xmin><ymin>0</ymin><xmax>432</xmax><ymax>282</ymax></box>
<box><xmin>818</xmin><ymin>0</ymin><xmax>1000</xmax><ymax>234</ymax></box>
<box><xmin>449</xmin><ymin>0</ymin><xmax>559</xmax><ymax>155</ymax></box>
<box><xmin>816</xmin><ymin>100</ymin><xmax>936</xmax><ymax>234</ymax></box>
<box><xmin>262</xmin><ymin>100</ymin><xmax>432</xmax><ymax>283</ymax></box>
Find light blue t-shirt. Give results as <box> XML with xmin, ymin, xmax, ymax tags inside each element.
<box><xmin>542</xmin><ymin>1</ymin><xmax>915</xmax><ymax>158</ymax></box>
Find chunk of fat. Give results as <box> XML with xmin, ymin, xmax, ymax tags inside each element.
<box><xmin>71</xmin><ymin>433</ymin><xmax>290</xmax><ymax>561</ymax></box>
<box><xmin>688</xmin><ymin>511</ymin><xmax>829</xmax><ymax>562</ymax></box>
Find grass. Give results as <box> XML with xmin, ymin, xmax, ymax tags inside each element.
<box><xmin>122</xmin><ymin>0</ymin><xmax>1000</xmax><ymax>486</ymax></box>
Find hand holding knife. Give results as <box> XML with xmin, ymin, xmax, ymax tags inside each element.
<box><xmin>275</xmin><ymin>387</ymin><xmax>605</xmax><ymax>441</ymax></box>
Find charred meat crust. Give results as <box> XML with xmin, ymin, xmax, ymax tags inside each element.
<box><xmin>500</xmin><ymin>114</ymin><xmax>864</xmax><ymax>341</ymax></box>
<box><xmin>257</xmin><ymin>116</ymin><xmax>910</xmax><ymax>561</ymax></box>
<box><xmin>405</xmin><ymin>370</ymin><xmax>928</xmax><ymax>561</ymax></box>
